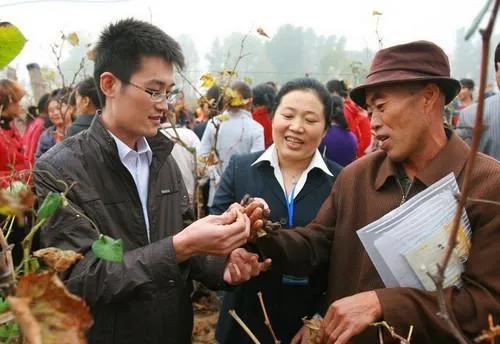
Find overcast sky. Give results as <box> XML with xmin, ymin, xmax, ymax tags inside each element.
<box><xmin>0</xmin><ymin>0</ymin><xmax>496</xmax><ymax>82</ymax></box>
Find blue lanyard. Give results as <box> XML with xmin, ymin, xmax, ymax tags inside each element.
<box><xmin>282</xmin><ymin>185</ymin><xmax>310</xmax><ymax>286</ymax></box>
<box><xmin>286</xmin><ymin>187</ymin><xmax>295</xmax><ymax>227</ymax></box>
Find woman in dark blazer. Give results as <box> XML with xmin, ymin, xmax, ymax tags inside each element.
<box><xmin>212</xmin><ymin>78</ymin><xmax>342</xmax><ymax>344</ymax></box>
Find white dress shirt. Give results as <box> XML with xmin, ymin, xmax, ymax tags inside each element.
<box><xmin>251</xmin><ymin>144</ymin><xmax>333</xmax><ymax>202</ymax></box>
<box><xmin>109</xmin><ymin>132</ymin><xmax>153</xmax><ymax>242</ymax></box>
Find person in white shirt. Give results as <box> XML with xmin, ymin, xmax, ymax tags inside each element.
<box><xmin>199</xmin><ymin>81</ymin><xmax>265</xmax><ymax>206</ymax></box>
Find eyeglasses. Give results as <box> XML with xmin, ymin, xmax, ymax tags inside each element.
<box><xmin>126</xmin><ymin>81</ymin><xmax>178</xmax><ymax>105</ymax></box>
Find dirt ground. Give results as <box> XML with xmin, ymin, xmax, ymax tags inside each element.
<box><xmin>192</xmin><ymin>291</ymin><xmax>220</xmax><ymax>344</ymax></box>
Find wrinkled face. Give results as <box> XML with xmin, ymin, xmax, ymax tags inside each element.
<box><xmin>367</xmin><ymin>84</ymin><xmax>429</xmax><ymax>163</ymax></box>
<box><xmin>113</xmin><ymin>56</ymin><xmax>175</xmax><ymax>140</ymax></box>
<box><xmin>47</xmin><ymin>100</ymin><xmax>64</xmax><ymax>126</ymax></box>
<box><xmin>272</xmin><ymin>90</ymin><xmax>326</xmax><ymax>164</ymax></box>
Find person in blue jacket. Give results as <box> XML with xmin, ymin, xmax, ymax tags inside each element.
<box><xmin>212</xmin><ymin>78</ymin><xmax>342</xmax><ymax>343</ymax></box>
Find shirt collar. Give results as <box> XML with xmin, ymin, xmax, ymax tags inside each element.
<box><xmin>252</xmin><ymin>144</ymin><xmax>333</xmax><ymax>177</ymax></box>
<box><xmin>108</xmin><ymin>131</ymin><xmax>153</xmax><ymax>163</ymax></box>
<box><xmin>374</xmin><ymin>129</ymin><xmax>469</xmax><ymax>190</ymax></box>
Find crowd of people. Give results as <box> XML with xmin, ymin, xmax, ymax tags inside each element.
<box><xmin>0</xmin><ymin>18</ymin><xmax>499</xmax><ymax>344</ymax></box>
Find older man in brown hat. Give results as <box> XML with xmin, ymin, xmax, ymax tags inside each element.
<box><xmin>245</xmin><ymin>40</ymin><xmax>500</xmax><ymax>343</ymax></box>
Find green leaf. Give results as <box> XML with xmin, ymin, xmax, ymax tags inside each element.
<box><xmin>28</xmin><ymin>258</ymin><xmax>40</xmax><ymax>272</ymax></box>
<box><xmin>465</xmin><ymin>0</ymin><xmax>493</xmax><ymax>40</ymax></box>
<box><xmin>0</xmin><ymin>298</ymin><xmax>9</xmax><ymax>313</ymax></box>
<box><xmin>92</xmin><ymin>234</ymin><xmax>123</xmax><ymax>263</ymax></box>
<box><xmin>243</xmin><ymin>76</ymin><xmax>253</xmax><ymax>86</ymax></box>
<box><xmin>36</xmin><ymin>192</ymin><xmax>62</xmax><ymax>220</ymax></box>
<box><xmin>0</xmin><ymin>22</ymin><xmax>27</xmax><ymax>70</ymax></box>
<box><xmin>0</xmin><ymin>322</ymin><xmax>19</xmax><ymax>338</ymax></box>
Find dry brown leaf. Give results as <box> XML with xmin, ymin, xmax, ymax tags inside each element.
<box><xmin>256</xmin><ymin>27</ymin><xmax>270</xmax><ymax>38</ymax></box>
<box><xmin>10</xmin><ymin>272</ymin><xmax>92</xmax><ymax>344</ymax></box>
<box><xmin>7</xmin><ymin>297</ymin><xmax>41</xmax><ymax>344</ymax></box>
<box><xmin>303</xmin><ymin>317</ymin><xmax>322</xmax><ymax>344</ymax></box>
<box><xmin>0</xmin><ymin>186</ymin><xmax>36</xmax><ymax>219</ymax></box>
<box><xmin>33</xmin><ymin>248</ymin><xmax>83</xmax><ymax>273</ymax></box>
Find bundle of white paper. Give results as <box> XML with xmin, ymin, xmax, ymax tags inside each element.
<box><xmin>357</xmin><ymin>173</ymin><xmax>471</xmax><ymax>291</ymax></box>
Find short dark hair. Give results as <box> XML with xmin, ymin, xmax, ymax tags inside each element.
<box><xmin>330</xmin><ymin>95</ymin><xmax>350</xmax><ymax>130</ymax></box>
<box><xmin>460</xmin><ymin>78</ymin><xmax>475</xmax><ymax>90</ymax></box>
<box><xmin>325</xmin><ymin>79</ymin><xmax>348</xmax><ymax>98</ymax></box>
<box><xmin>273</xmin><ymin>78</ymin><xmax>332</xmax><ymax>129</ymax></box>
<box><xmin>93</xmin><ymin>18</ymin><xmax>185</xmax><ymax>105</ymax></box>
<box><xmin>76</xmin><ymin>78</ymin><xmax>101</xmax><ymax>109</ymax></box>
<box><xmin>495</xmin><ymin>42</ymin><xmax>500</xmax><ymax>71</ymax></box>
<box><xmin>252</xmin><ymin>83</ymin><xmax>276</xmax><ymax>112</ymax></box>
<box><xmin>37</xmin><ymin>93</ymin><xmax>50</xmax><ymax>114</ymax></box>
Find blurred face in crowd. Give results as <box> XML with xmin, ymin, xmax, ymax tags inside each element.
<box><xmin>75</xmin><ymin>91</ymin><xmax>95</xmax><ymax>115</ymax></box>
<box><xmin>272</xmin><ymin>90</ymin><xmax>327</xmax><ymax>165</ymax></box>
<box><xmin>458</xmin><ymin>86</ymin><xmax>472</xmax><ymax>102</ymax></box>
<box><xmin>47</xmin><ymin>99</ymin><xmax>64</xmax><ymax>127</ymax></box>
<box><xmin>367</xmin><ymin>83</ymin><xmax>434</xmax><ymax>163</ymax></box>
<box><xmin>2</xmin><ymin>98</ymin><xmax>24</xmax><ymax>119</ymax></box>
<box><xmin>101</xmin><ymin>56</ymin><xmax>175</xmax><ymax>148</ymax></box>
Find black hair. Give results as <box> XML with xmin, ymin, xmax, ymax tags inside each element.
<box><xmin>37</xmin><ymin>93</ymin><xmax>50</xmax><ymax>114</ymax></box>
<box><xmin>495</xmin><ymin>42</ymin><xmax>500</xmax><ymax>71</ymax></box>
<box><xmin>330</xmin><ymin>95</ymin><xmax>350</xmax><ymax>130</ymax></box>
<box><xmin>252</xmin><ymin>83</ymin><xmax>276</xmax><ymax>112</ymax></box>
<box><xmin>273</xmin><ymin>77</ymin><xmax>332</xmax><ymax>129</ymax></box>
<box><xmin>93</xmin><ymin>18</ymin><xmax>185</xmax><ymax>105</ymax></box>
<box><xmin>460</xmin><ymin>78</ymin><xmax>475</xmax><ymax>91</ymax></box>
<box><xmin>76</xmin><ymin>77</ymin><xmax>100</xmax><ymax>109</ymax></box>
<box><xmin>206</xmin><ymin>85</ymin><xmax>224</xmax><ymax>114</ymax></box>
<box><xmin>325</xmin><ymin>79</ymin><xmax>348</xmax><ymax>98</ymax></box>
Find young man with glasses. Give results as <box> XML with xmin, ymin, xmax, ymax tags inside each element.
<box><xmin>34</xmin><ymin>18</ymin><xmax>269</xmax><ymax>343</ymax></box>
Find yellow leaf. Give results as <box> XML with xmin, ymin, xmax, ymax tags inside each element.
<box><xmin>200</xmin><ymin>73</ymin><xmax>215</xmax><ymax>88</ymax></box>
<box><xmin>66</xmin><ymin>32</ymin><xmax>79</xmax><ymax>46</ymax></box>
<box><xmin>215</xmin><ymin>114</ymin><xmax>230</xmax><ymax>122</ymax></box>
<box><xmin>225</xmin><ymin>87</ymin><xmax>250</xmax><ymax>107</ymax></box>
<box><xmin>372</xmin><ymin>10</ymin><xmax>383</xmax><ymax>16</ymax></box>
<box><xmin>243</xmin><ymin>77</ymin><xmax>253</xmax><ymax>86</ymax></box>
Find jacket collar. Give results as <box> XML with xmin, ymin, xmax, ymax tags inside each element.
<box><xmin>374</xmin><ymin>129</ymin><xmax>469</xmax><ymax>190</ymax></box>
<box><xmin>88</xmin><ymin>112</ymin><xmax>174</xmax><ymax>164</ymax></box>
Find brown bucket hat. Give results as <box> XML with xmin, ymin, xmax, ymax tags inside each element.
<box><xmin>350</xmin><ymin>40</ymin><xmax>461</xmax><ymax>108</ymax></box>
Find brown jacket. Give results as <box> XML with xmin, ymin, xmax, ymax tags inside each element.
<box><xmin>258</xmin><ymin>131</ymin><xmax>500</xmax><ymax>343</ymax></box>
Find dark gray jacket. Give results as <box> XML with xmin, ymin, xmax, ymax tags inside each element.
<box><xmin>35</xmin><ymin>116</ymin><xmax>225</xmax><ymax>344</ymax></box>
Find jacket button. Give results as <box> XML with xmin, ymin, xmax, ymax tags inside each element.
<box><xmin>167</xmin><ymin>279</ymin><xmax>175</xmax><ymax>287</ymax></box>
<box><xmin>279</xmin><ymin>217</ymin><xmax>287</xmax><ymax>225</ymax></box>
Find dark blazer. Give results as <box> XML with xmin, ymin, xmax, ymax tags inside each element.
<box><xmin>211</xmin><ymin>151</ymin><xmax>342</xmax><ymax>344</ymax></box>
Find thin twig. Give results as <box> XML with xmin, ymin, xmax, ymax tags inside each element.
<box><xmin>371</xmin><ymin>321</ymin><xmax>411</xmax><ymax>344</ymax></box>
<box><xmin>257</xmin><ymin>292</ymin><xmax>280</xmax><ymax>344</ymax></box>
<box><xmin>228</xmin><ymin>309</ymin><xmax>261</xmax><ymax>344</ymax></box>
<box><xmin>432</xmin><ymin>1</ymin><xmax>500</xmax><ymax>344</ymax></box>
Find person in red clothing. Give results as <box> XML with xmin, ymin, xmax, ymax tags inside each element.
<box><xmin>23</xmin><ymin>93</ymin><xmax>50</xmax><ymax>166</ymax></box>
<box><xmin>252</xmin><ymin>83</ymin><xmax>276</xmax><ymax>148</ymax></box>
<box><xmin>326</xmin><ymin>79</ymin><xmax>372</xmax><ymax>157</ymax></box>
<box><xmin>0</xmin><ymin>79</ymin><xmax>29</xmax><ymax>187</ymax></box>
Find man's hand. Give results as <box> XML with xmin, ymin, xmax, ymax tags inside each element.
<box><xmin>291</xmin><ymin>325</ymin><xmax>310</xmax><ymax>344</ymax></box>
<box><xmin>173</xmin><ymin>208</ymin><xmax>250</xmax><ymax>262</ymax></box>
<box><xmin>319</xmin><ymin>291</ymin><xmax>382</xmax><ymax>344</ymax></box>
<box><xmin>228</xmin><ymin>198</ymin><xmax>270</xmax><ymax>239</ymax></box>
<box><xmin>223</xmin><ymin>248</ymin><xmax>272</xmax><ymax>285</ymax></box>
